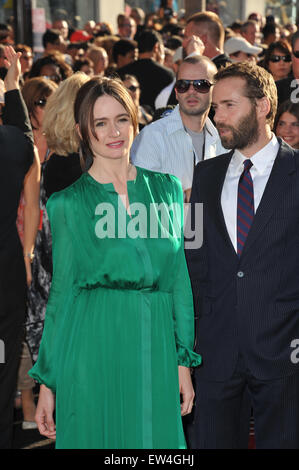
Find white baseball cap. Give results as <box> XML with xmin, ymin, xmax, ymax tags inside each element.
<box><xmin>224</xmin><ymin>36</ymin><xmax>262</xmax><ymax>56</ymax></box>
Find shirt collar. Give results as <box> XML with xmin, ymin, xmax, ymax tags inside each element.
<box><xmin>165</xmin><ymin>104</ymin><xmax>214</xmax><ymax>138</ymax></box>
<box><xmin>232</xmin><ymin>134</ymin><xmax>279</xmax><ymax>175</ymax></box>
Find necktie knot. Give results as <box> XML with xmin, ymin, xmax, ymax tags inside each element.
<box><xmin>243</xmin><ymin>159</ymin><xmax>253</xmax><ymax>172</ymax></box>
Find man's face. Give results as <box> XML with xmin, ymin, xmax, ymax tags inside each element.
<box><xmin>20</xmin><ymin>51</ymin><xmax>33</xmax><ymax>73</ymax></box>
<box><xmin>175</xmin><ymin>62</ymin><xmax>213</xmax><ymax>117</ymax></box>
<box><xmin>52</xmin><ymin>20</ymin><xmax>69</xmax><ymax>40</ymax></box>
<box><xmin>212</xmin><ymin>77</ymin><xmax>259</xmax><ymax>150</ymax></box>
<box><xmin>119</xmin><ymin>18</ymin><xmax>137</xmax><ymax>40</ymax></box>
<box><xmin>292</xmin><ymin>38</ymin><xmax>299</xmax><ymax>79</ymax></box>
<box><xmin>48</xmin><ymin>34</ymin><xmax>65</xmax><ymax>54</ymax></box>
<box><xmin>118</xmin><ymin>48</ymin><xmax>137</xmax><ymax>68</ymax></box>
<box><xmin>229</xmin><ymin>51</ymin><xmax>256</xmax><ymax>64</ymax></box>
<box><xmin>243</xmin><ymin>23</ymin><xmax>259</xmax><ymax>45</ymax></box>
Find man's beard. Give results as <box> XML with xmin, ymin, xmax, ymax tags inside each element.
<box><xmin>216</xmin><ymin>106</ymin><xmax>259</xmax><ymax>150</ymax></box>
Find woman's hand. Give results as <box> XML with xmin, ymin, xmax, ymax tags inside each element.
<box><xmin>35</xmin><ymin>384</ymin><xmax>56</xmax><ymax>440</ymax></box>
<box><xmin>178</xmin><ymin>365</ymin><xmax>195</xmax><ymax>416</ymax></box>
<box><xmin>3</xmin><ymin>45</ymin><xmax>22</xmax><ymax>91</ymax></box>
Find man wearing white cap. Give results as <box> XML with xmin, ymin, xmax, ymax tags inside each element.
<box><xmin>224</xmin><ymin>36</ymin><xmax>262</xmax><ymax>64</ymax></box>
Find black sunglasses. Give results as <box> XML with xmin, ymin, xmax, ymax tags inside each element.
<box><xmin>269</xmin><ymin>54</ymin><xmax>291</xmax><ymax>63</ymax></box>
<box><xmin>293</xmin><ymin>50</ymin><xmax>299</xmax><ymax>59</ymax></box>
<box><xmin>175</xmin><ymin>79</ymin><xmax>214</xmax><ymax>94</ymax></box>
<box><xmin>34</xmin><ymin>98</ymin><xmax>47</xmax><ymax>108</ymax></box>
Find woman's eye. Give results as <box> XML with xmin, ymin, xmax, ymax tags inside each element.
<box><xmin>96</xmin><ymin>121</ymin><xmax>105</xmax><ymax>127</ymax></box>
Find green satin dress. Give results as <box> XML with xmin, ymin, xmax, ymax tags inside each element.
<box><xmin>29</xmin><ymin>166</ymin><xmax>201</xmax><ymax>449</ymax></box>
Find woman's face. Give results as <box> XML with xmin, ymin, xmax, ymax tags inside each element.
<box><xmin>40</xmin><ymin>64</ymin><xmax>61</xmax><ymax>84</ymax></box>
<box><xmin>31</xmin><ymin>95</ymin><xmax>49</xmax><ymax>129</ymax></box>
<box><xmin>81</xmin><ymin>64</ymin><xmax>94</xmax><ymax>76</ymax></box>
<box><xmin>88</xmin><ymin>94</ymin><xmax>134</xmax><ymax>162</ymax></box>
<box><xmin>123</xmin><ymin>78</ymin><xmax>140</xmax><ymax>107</ymax></box>
<box><xmin>268</xmin><ymin>48</ymin><xmax>292</xmax><ymax>81</ymax></box>
<box><xmin>276</xmin><ymin>111</ymin><xmax>299</xmax><ymax>148</ymax></box>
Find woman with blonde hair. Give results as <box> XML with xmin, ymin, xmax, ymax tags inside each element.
<box><xmin>25</xmin><ymin>72</ymin><xmax>89</xmax><ymax>368</ymax></box>
<box><xmin>42</xmin><ymin>72</ymin><xmax>90</xmax><ymax>199</ymax></box>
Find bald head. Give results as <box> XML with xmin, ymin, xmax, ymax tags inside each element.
<box><xmin>178</xmin><ymin>55</ymin><xmax>217</xmax><ymax>82</ymax></box>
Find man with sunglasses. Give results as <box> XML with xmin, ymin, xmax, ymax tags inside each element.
<box><xmin>186</xmin><ymin>62</ymin><xmax>299</xmax><ymax>449</ymax></box>
<box><xmin>131</xmin><ymin>55</ymin><xmax>226</xmax><ymax>201</ymax></box>
<box><xmin>276</xmin><ymin>30</ymin><xmax>299</xmax><ymax>106</ymax></box>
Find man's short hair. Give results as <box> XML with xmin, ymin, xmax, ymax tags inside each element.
<box><xmin>180</xmin><ymin>54</ymin><xmax>217</xmax><ymax>80</ymax></box>
<box><xmin>261</xmin><ymin>23</ymin><xmax>277</xmax><ymax>41</ymax></box>
<box><xmin>112</xmin><ymin>38</ymin><xmax>137</xmax><ymax>63</ymax></box>
<box><xmin>117</xmin><ymin>14</ymin><xmax>127</xmax><ymax>28</ymax></box>
<box><xmin>240</xmin><ymin>20</ymin><xmax>257</xmax><ymax>34</ymax></box>
<box><xmin>186</xmin><ymin>11</ymin><xmax>225</xmax><ymax>49</ymax></box>
<box><xmin>215</xmin><ymin>62</ymin><xmax>277</xmax><ymax>128</ymax></box>
<box><xmin>42</xmin><ymin>29</ymin><xmax>61</xmax><ymax>49</ymax></box>
<box><xmin>137</xmin><ymin>29</ymin><xmax>162</xmax><ymax>54</ymax></box>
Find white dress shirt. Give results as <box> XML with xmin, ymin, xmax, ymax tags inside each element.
<box><xmin>221</xmin><ymin>134</ymin><xmax>280</xmax><ymax>252</ymax></box>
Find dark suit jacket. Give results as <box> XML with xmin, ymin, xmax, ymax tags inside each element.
<box><xmin>185</xmin><ymin>139</ymin><xmax>299</xmax><ymax>381</ymax></box>
<box><xmin>118</xmin><ymin>58</ymin><xmax>174</xmax><ymax>110</ymax></box>
<box><xmin>275</xmin><ymin>73</ymin><xmax>295</xmax><ymax>107</ymax></box>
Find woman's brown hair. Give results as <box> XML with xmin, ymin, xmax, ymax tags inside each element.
<box><xmin>21</xmin><ymin>77</ymin><xmax>57</xmax><ymax>128</ymax></box>
<box><xmin>74</xmin><ymin>75</ymin><xmax>138</xmax><ymax>170</ymax></box>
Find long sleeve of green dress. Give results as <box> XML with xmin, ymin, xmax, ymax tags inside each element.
<box><xmin>29</xmin><ymin>167</ymin><xmax>201</xmax><ymax>449</ymax></box>
<box><xmin>171</xmin><ymin>178</ymin><xmax>202</xmax><ymax>368</ymax></box>
<box><xmin>30</xmin><ymin>191</ymin><xmax>74</xmax><ymax>392</ymax></box>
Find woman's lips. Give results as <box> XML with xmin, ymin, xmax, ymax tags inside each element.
<box><xmin>106</xmin><ymin>141</ymin><xmax>124</xmax><ymax>148</ymax></box>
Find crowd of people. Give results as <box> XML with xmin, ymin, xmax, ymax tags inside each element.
<box><xmin>0</xmin><ymin>3</ymin><xmax>299</xmax><ymax>450</ymax></box>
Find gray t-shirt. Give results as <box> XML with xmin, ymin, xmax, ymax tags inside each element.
<box><xmin>185</xmin><ymin>126</ymin><xmax>205</xmax><ymax>163</ymax></box>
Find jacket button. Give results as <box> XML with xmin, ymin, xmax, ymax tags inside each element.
<box><xmin>237</xmin><ymin>271</ymin><xmax>244</xmax><ymax>278</ymax></box>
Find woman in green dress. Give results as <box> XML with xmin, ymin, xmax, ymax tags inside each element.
<box><xmin>29</xmin><ymin>76</ymin><xmax>201</xmax><ymax>449</ymax></box>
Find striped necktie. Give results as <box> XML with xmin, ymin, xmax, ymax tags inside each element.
<box><xmin>237</xmin><ymin>159</ymin><xmax>254</xmax><ymax>257</ymax></box>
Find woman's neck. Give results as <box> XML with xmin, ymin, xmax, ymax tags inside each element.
<box><xmin>88</xmin><ymin>157</ymin><xmax>135</xmax><ymax>185</ymax></box>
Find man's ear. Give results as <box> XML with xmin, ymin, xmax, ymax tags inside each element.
<box><xmin>256</xmin><ymin>96</ymin><xmax>271</xmax><ymax>120</ymax></box>
<box><xmin>153</xmin><ymin>42</ymin><xmax>159</xmax><ymax>58</ymax></box>
<box><xmin>199</xmin><ymin>33</ymin><xmax>208</xmax><ymax>47</ymax></box>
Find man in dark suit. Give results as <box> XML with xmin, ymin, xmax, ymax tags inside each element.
<box><xmin>117</xmin><ymin>29</ymin><xmax>174</xmax><ymax>110</ymax></box>
<box><xmin>185</xmin><ymin>62</ymin><xmax>299</xmax><ymax>449</ymax></box>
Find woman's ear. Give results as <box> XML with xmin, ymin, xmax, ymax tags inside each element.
<box><xmin>75</xmin><ymin>123</ymin><xmax>82</xmax><ymax>140</ymax></box>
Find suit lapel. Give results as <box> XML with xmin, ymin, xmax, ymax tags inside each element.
<box><xmin>204</xmin><ymin>151</ymin><xmax>238</xmax><ymax>257</ymax></box>
<box><xmin>242</xmin><ymin>140</ymin><xmax>296</xmax><ymax>257</ymax></box>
